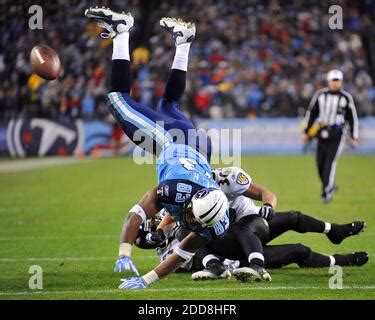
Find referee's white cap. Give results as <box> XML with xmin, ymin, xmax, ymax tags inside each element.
<box><xmin>327</xmin><ymin>69</ymin><xmax>343</xmax><ymax>81</ymax></box>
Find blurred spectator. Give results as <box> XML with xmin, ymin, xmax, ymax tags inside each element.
<box><xmin>0</xmin><ymin>0</ymin><xmax>374</xmax><ymax>122</ymax></box>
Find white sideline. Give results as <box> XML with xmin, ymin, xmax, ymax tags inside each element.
<box><xmin>1</xmin><ymin>286</ymin><xmax>375</xmax><ymax>296</ymax></box>
<box><xmin>0</xmin><ymin>157</ymin><xmax>89</xmax><ymax>173</ymax></box>
<box><xmin>0</xmin><ymin>235</ymin><xmax>117</xmax><ymax>241</ymax></box>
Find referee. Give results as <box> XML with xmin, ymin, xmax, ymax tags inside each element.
<box><xmin>303</xmin><ymin>69</ymin><xmax>359</xmax><ymax>203</ymax></box>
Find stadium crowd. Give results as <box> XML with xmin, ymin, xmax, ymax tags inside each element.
<box><xmin>1</xmin><ymin>0</ymin><xmax>374</xmax><ymax>122</ymax></box>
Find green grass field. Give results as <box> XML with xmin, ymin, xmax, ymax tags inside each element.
<box><xmin>0</xmin><ymin>155</ymin><xmax>374</xmax><ymax>300</ymax></box>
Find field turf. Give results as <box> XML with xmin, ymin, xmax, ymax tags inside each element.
<box><xmin>0</xmin><ymin>155</ymin><xmax>374</xmax><ymax>300</ymax></box>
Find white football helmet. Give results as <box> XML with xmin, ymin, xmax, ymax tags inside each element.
<box><xmin>190</xmin><ymin>188</ymin><xmax>229</xmax><ymax>228</ymax></box>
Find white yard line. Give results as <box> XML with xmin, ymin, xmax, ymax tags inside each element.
<box><xmin>0</xmin><ymin>220</ymin><xmax>120</xmax><ymax>226</ymax></box>
<box><xmin>0</xmin><ymin>235</ymin><xmax>117</xmax><ymax>241</ymax></box>
<box><xmin>0</xmin><ymin>286</ymin><xmax>375</xmax><ymax>296</ymax></box>
<box><xmin>0</xmin><ymin>157</ymin><xmax>90</xmax><ymax>173</ymax></box>
<box><xmin>0</xmin><ymin>255</ymin><xmax>157</xmax><ymax>262</ymax></box>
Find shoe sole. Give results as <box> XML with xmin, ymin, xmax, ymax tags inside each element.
<box><xmin>85</xmin><ymin>9</ymin><xmax>130</xmax><ymax>24</ymax></box>
<box><xmin>160</xmin><ymin>17</ymin><xmax>195</xmax><ymax>29</ymax></box>
<box><xmin>192</xmin><ymin>270</ymin><xmax>231</xmax><ymax>281</ymax></box>
<box><xmin>192</xmin><ymin>273</ymin><xmax>219</xmax><ymax>281</ymax></box>
<box><xmin>160</xmin><ymin>18</ymin><xmax>196</xmax><ymax>44</ymax></box>
<box><xmin>192</xmin><ymin>276</ymin><xmax>218</xmax><ymax>281</ymax></box>
<box><xmin>232</xmin><ymin>269</ymin><xmax>260</xmax><ymax>282</ymax></box>
<box><xmin>85</xmin><ymin>9</ymin><xmax>112</xmax><ymax>20</ymax></box>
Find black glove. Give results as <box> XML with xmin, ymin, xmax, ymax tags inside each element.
<box><xmin>146</xmin><ymin>229</ymin><xmax>166</xmax><ymax>247</ymax></box>
<box><xmin>258</xmin><ymin>203</ymin><xmax>275</xmax><ymax>221</ymax></box>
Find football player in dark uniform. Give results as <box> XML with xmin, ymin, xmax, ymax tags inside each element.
<box><xmin>135</xmin><ymin>167</ymin><xmax>367</xmax><ymax>282</ymax></box>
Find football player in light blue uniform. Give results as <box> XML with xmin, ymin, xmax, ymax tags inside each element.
<box><xmin>85</xmin><ymin>7</ymin><xmax>229</xmax><ymax>289</ymax></box>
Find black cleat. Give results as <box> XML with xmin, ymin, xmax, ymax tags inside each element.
<box><xmin>333</xmin><ymin>251</ymin><xmax>369</xmax><ymax>266</ymax></box>
<box><xmin>352</xmin><ymin>252</ymin><xmax>369</xmax><ymax>266</ymax></box>
<box><xmin>206</xmin><ymin>260</ymin><xmax>229</xmax><ymax>276</ymax></box>
<box><xmin>327</xmin><ymin>221</ymin><xmax>366</xmax><ymax>245</ymax></box>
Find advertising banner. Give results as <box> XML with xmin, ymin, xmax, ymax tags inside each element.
<box><xmin>196</xmin><ymin>117</ymin><xmax>375</xmax><ymax>154</ymax></box>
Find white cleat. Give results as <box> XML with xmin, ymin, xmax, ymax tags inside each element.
<box><xmin>160</xmin><ymin>17</ymin><xmax>196</xmax><ymax>45</ymax></box>
<box><xmin>84</xmin><ymin>6</ymin><xmax>134</xmax><ymax>38</ymax></box>
<box><xmin>232</xmin><ymin>266</ymin><xmax>272</xmax><ymax>282</ymax></box>
<box><xmin>191</xmin><ymin>269</ymin><xmax>231</xmax><ymax>281</ymax></box>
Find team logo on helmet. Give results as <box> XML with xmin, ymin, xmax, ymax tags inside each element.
<box><xmin>194</xmin><ymin>187</ymin><xmax>216</xmax><ymax>199</ymax></box>
<box><xmin>236</xmin><ymin>172</ymin><xmax>249</xmax><ymax>185</ymax></box>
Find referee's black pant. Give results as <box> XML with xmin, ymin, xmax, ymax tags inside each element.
<box><xmin>316</xmin><ymin>134</ymin><xmax>344</xmax><ymax>197</ymax></box>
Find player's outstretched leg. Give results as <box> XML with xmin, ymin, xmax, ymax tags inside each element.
<box><xmin>268</xmin><ymin>211</ymin><xmax>366</xmax><ymax>245</ymax></box>
<box><xmin>85</xmin><ymin>7</ymin><xmax>175</xmax><ymax>154</ymax></box>
<box><xmin>263</xmin><ymin>244</ymin><xmax>368</xmax><ymax>268</ymax></box>
<box><xmin>297</xmin><ymin>249</ymin><xmax>369</xmax><ymax>268</ymax></box>
<box><xmin>229</xmin><ymin>218</ymin><xmax>271</xmax><ymax>282</ymax></box>
<box><xmin>159</xmin><ymin>17</ymin><xmax>195</xmax><ymax>105</ymax></box>
<box><xmin>158</xmin><ymin>17</ymin><xmax>212</xmax><ymax>161</ymax></box>
<box><xmin>85</xmin><ymin>7</ymin><xmax>134</xmax><ymax>94</ymax></box>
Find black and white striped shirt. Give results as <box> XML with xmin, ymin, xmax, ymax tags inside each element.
<box><xmin>304</xmin><ymin>88</ymin><xmax>359</xmax><ymax>140</ymax></box>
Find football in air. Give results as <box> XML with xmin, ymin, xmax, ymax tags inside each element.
<box><xmin>30</xmin><ymin>44</ymin><xmax>61</xmax><ymax>80</ymax></box>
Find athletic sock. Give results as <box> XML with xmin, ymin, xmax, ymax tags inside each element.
<box><xmin>171</xmin><ymin>43</ymin><xmax>191</xmax><ymax>71</ymax></box>
<box><xmin>248</xmin><ymin>252</ymin><xmax>265</xmax><ymax>267</ymax></box>
<box><xmin>112</xmin><ymin>32</ymin><xmax>130</xmax><ymax>61</ymax></box>
<box><xmin>323</xmin><ymin>222</ymin><xmax>332</xmax><ymax>234</ymax></box>
<box><xmin>202</xmin><ymin>255</ymin><xmax>219</xmax><ymax>268</ymax></box>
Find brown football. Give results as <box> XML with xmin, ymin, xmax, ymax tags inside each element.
<box><xmin>30</xmin><ymin>44</ymin><xmax>61</xmax><ymax>80</ymax></box>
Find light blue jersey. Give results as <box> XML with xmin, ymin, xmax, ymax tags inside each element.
<box><xmin>156</xmin><ymin>144</ymin><xmax>219</xmax><ymax>217</ymax></box>
<box><xmin>157</xmin><ymin>144</ymin><xmax>217</xmax><ymax>188</ymax></box>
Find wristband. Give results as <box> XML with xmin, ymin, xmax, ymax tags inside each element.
<box><xmin>129</xmin><ymin>204</ymin><xmax>146</xmax><ymax>223</ymax></box>
<box><xmin>119</xmin><ymin>242</ymin><xmax>132</xmax><ymax>257</ymax></box>
<box><xmin>142</xmin><ymin>270</ymin><xmax>160</xmax><ymax>285</ymax></box>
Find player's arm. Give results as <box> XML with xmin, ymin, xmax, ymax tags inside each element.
<box><xmin>154</xmin><ymin>231</ymin><xmax>206</xmax><ymax>276</ymax></box>
<box><xmin>114</xmin><ymin>187</ymin><xmax>161</xmax><ymax>274</ymax></box>
<box><xmin>119</xmin><ymin>187</ymin><xmax>160</xmax><ymax>244</ymax></box>
<box><xmin>243</xmin><ymin>183</ymin><xmax>277</xmax><ymax>220</ymax></box>
<box><xmin>156</xmin><ymin>212</ymin><xmax>176</xmax><ymax>234</ymax></box>
<box><xmin>243</xmin><ymin>183</ymin><xmax>277</xmax><ymax>208</ymax></box>
<box><xmin>119</xmin><ymin>232</ymin><xmax>208</xmax><ymax>289</ymax></box>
